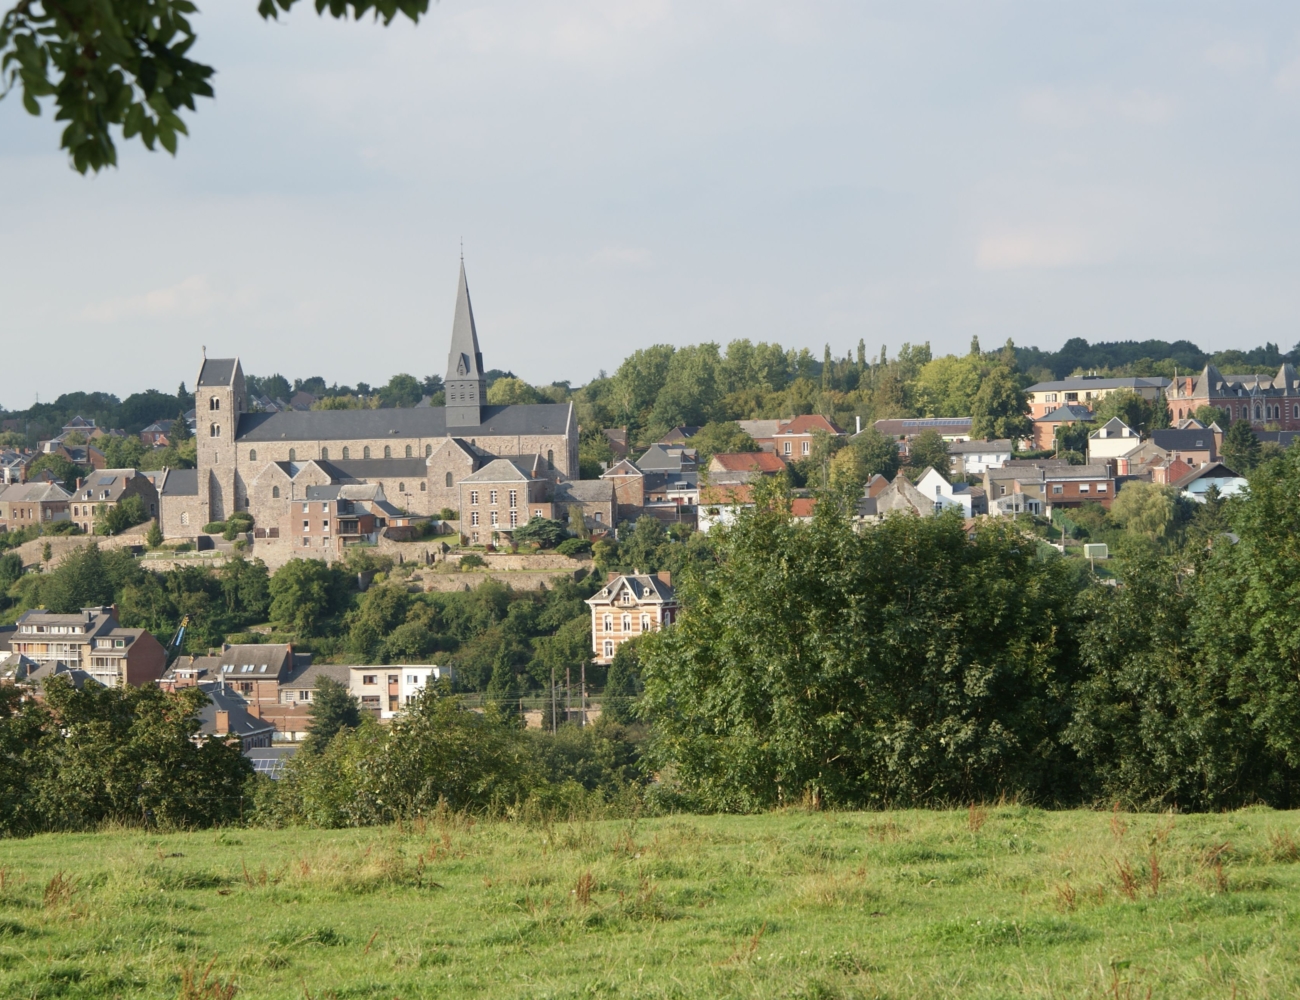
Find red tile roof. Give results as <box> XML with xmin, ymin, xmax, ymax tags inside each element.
<box><xmin>700</xmin><ymin>484</ymin><xmax>754</xmax><ymax>505</ymax></box>
<box><xmin>790</xmin><ymin>498</ymin><xmax>817</xmax><ymax>518</ymax></box>
<box><xmin>778</xmin><ymin>414</ymin><xmax>844</xmax><ymax>435</ymax></box>
<box><xmin>709</xmin><ymin>452</ymin><xmax>787</xmax><ymax>473</ymax></box>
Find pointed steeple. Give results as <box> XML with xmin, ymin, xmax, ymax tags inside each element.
<box><xmin>445</xmin><ymin>261</ymin><xmax>486</xmax><ymax>427</ymax></box>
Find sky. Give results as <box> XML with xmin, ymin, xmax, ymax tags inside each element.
<box><xmin>3</xmin><ymin>1</ymin><xmax>1300</xmax><ymax>406</ymax></box>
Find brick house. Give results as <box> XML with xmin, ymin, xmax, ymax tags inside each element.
<box><xmin>1166</xmin><ymin>363</ymin><xmax>1300</xmax><ymax>429</ymax></box>
<box><xmin>1031</xmin><ymin>404</ymin><xmax>1094</xmax><ymax>451</ymax></box>
<box><xmin>140</xmin><ymin>422</ymin><xmax>171</xmax><ymax>448</ymax></box>
<box><xmin>10</xmin><ymin>607</ymin><xmax>166</xmax><ymax>687</ymax></box>
<box><xmin>587</xmin><ymin>572</ymin><xmax>678</xmax><ymax>665</ymax></box>
<box><xmin>772</xmin><ymin>415</ymin><xmax>844</xmax><ymax>461</ymax></box>
<box><xmin>0</xmin><ymin>482</ymin><xmax>71</xmax><ymax>531</ymax></box>
<box><xmin>601</xmin><ymin>460</ymin><xmax>646</xmax><ymax>523</ymax></box>
<box><xmin>1026</xmin><ymin>376</ymin><xmax>1170</xmax><ymax>419</ymax></box>
<box><xmin>707</xmin><ymin>452</ymin><xmax>787</xmax><ymax>483</ymax></box>
<box><xmin>67</xmin><ymin>468</ymin><xmax>159</xmax><ymax>534</ymax></box>
<box><xmin>871</xmin><ymin>418</ymin><xmax>973</xmax><ymax>461</ymax></box>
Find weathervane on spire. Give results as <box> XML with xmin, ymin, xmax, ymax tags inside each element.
<box><xmin>460</xmin><ymin>237</ymin><xmax>463</xmax><ymax>262</ymax></box>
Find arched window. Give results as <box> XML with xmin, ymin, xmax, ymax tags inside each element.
<box><xmin>420</xmin><ymin>482</ymin><xmax>426</xmax><ymax>491</ymax></box>
<box><xmin>399</xmin><ymin>482</ymin><xmax>405</xmax><ymax>493</ymax></box>
<box><xmin>342</xmin><ymin>447</ymin><xmax>350</xmax><ymax>460</ymax></box>
<box><xmin>603</xmin><ymin>641</ymin><xmax>614</xmax><ymax>659</ymax></box>
<box><xmin>321</xmin><ymin>448</ymin><xmax>328</xmax><ymax>460</ymax></box>
<box><xmin>272</xmin><ymin>486</ymin><xmax>280</xmax><ymax>498</ymax></box>
<box><xmin>604</xmin><ymin>615</ymin><xmax>613</xmax><ymax>632</ymax></box>
<box><xmin>425</xmin><ymin>444</ymin><xmax>432</xmax><ymax>457</ymax></box>
<box><xmin>445</xmin><ymin>472</ymin><xmax>453</xmax><ymax>488</ymax></box>
<box><xmin>547</xmin><ymin>449</ymin><xmax>554</xmax><ymax>469</ymax></box>
<box><xmin>405</xmin><ymin>445</ymin><xmax>412</xmax><ymax>458</ymax></box>
<box><xmin>363</xmin><ymin>446</ymin><xmax>371</xmax><ymax>459</ymax></box>
<box><xmin>1255</xmin><ymin>406</ymin><xmax>1261</xmax><ymax>420</ymax></box>
<box><xmin>209</xmin><ymin>397</ymin><xmax>220</xmax><ymax>411</ymax></box>
<box><xmin>210</xmin><ymin>423</ymin><xmax>220</xmax><ymax>437</ymax></box>
<box><xmin>384</xmin><ymin>445</ymin><xmax>391</xmax><ymax>459</ymax></box>
<box><xmin>249</xmin><ymin>449</ymin><xmax>257</xmax><ymax>461</ymax></box>
<box><xmin>622</xmin><ymin>614</ymin><xmax>631</xmax><ymax>632</ymax></box>
<box><xmin>180</xmin><ymin>511</ymin><xmax>189</xmax><ymax>526</ymax></box>
<box><xmin>641</xmin><ymin>614</ymin><xmax>650</xmax><ymax>631</ymax></box>
<box><xmin>288</xmin><ymin>448</ymin><xmax>296</xmax><ymax>462</ymax></box>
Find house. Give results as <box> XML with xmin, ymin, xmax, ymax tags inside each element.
<box><xmin>139</xmin><ymin>422</ymin><xmax>171</xmax><ymax>448</ymax></box>
<box><xmin>913</xmin><ymin>467</ymin><xmax>989</xmax><ymax>517</ymax></box>
<box><xmin>790</xmin><ymin>497</ymin><xmax>818</xmax><ymax>523</ymax></box>
<box><xmin>551</xmin><ymin>479</ymin><xmax>617</xmax><ymax>533</ymax></box>
<box><xmin>1146</xmin><ymin>428</ymin><xmax>1217</xmax><ymax>467</ymax></box>
<box><xmin>1043</xmin><ymin>464</ymin><xmax>1117</xmax><ymax>509</ymax></box>
<box><xmin>66</xmin><ymin>468</ymin><xmax>159</xmax><ymax>534</ymax></box>
<box><xmin>772</xmin><ymin>415</ymin><xmax>844</xmax><ymax>461</ymax></box>
<box><xmin>1087</xmin><ymin>418</ymin><xmax>1141</xmax><ymax>464</ymax></box>
<box><xmin>1173</xmin><ymin>461</ymin><xmax>1248</xmax><ymax>502</ymax></box>
<box><xmin>602</xmin><ymin>428</ymin><xmax>630</xmax><ymax>460</ymax></box>
<box><xmin>1</xmin><ymin>656</ymin><xmax>91</xmax><ymax>695</ymax></box>
<box><xmin>947</xmin><ymin>439</ymin><xmax>1012</xmax><ymax>476</ymax></box>
<box><xmin>9</xmin><ymin>607</ymin><xmax>166</xmax><ymax>687</ymax></box>
<box><xmin>268</xmin><ymin>663</ymin><xmax>352</xmax><ymax>741</ymax></box>
<box><xmin>586</xmin><ymin>572</ymin><xmax>678</xmax><ymax>665</ymax></box>
<box><xmin>191</xmin><ymin>643</ymin><xmax>299</xmax><ymax>705</ymax></box>
<box><xmin>196</xmin><ymin>685</ymin><xmax>277</xmax><ymax>750</ymax></box>
<box><xmin>859</xmin><ymin>473</ymin><xmax>944</xmax><ymax>520</ymax></box>
<box><xmin>1026</xmin><ymin>376</ymin><xmax>1170</xmax><ymax>419</ymax></box>
<box><xmin>1031</xmin><ymin>404</ymin><xmax>1094</xmax><ymax>451</ymax></box>
<box><xmin>698</xmin><ymin>483</ymin><xmax>755</xmax><ymax>532</ymax></box>
<box><xmin>1166</xmin><ymin>363</ymin><xmax>1300</xmax><ymax>429</ymax></box>
<box><xmin>872</xmin><ymin>417</ymin><xmax>973</xmax><ymax>453</ymax></box>
<box><xmin>635</xmin><ymin>444</ymin><xmax>697</xmax><ymax>474</ymax></box>
<box><xmin>349</xmin><ymin>665</ymin><xmax>454</xmax><ymax>719</ymax></box>
<box><xmin>657</xmin><ymin>426</ymin><xmax>701</xmax><ymax>446</ymax></box>
<box><xmin>736</xmin><ymin>419</ymin><xmax>784</xmax><ymax>452</ymax></box>
<box><xmin>983</xmin><ymin>459</ymin><xmax>1073</xmax><ymax>514</ymax></box>
<box><xmin>0</xmin><ymin>451</ymin><xmax>29</xmax><ymax>485</ymax></box>
<box><xmin>706</xmin><ymin>452</ymin><xmax>787</xmax><ymax>484</ymax></box>
<box><xmin>601</xmin><ymin>460</ymin><xmax>646</xmax><ymax>523</ymax></box>
<box><xmin>0</xmin><ymin>481</ymin><xmax>71</xmax><ymax>531</ymax></box>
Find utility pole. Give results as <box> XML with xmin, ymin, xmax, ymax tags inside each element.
<box><xmin>551</xmin><ymin>665</ymin><xmax>557</xmax><ymax>734</ymax></box>
<box><xmin>580</xmin><ymin>659</ymin><xmax>587</xmax><ymax>728</ymax></box>
<box><xmin>565</xmin><ymin>666</ymin><xmax>571</xmax><ymax>727</ymax></box>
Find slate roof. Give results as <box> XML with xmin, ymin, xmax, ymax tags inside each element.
<box><xmin>1027</xmin><ymin>376</ymin><xmax>1170</xmax><ymax>392</ymax></box>
<box><xmin>873</xmin><ymin>417</ymin><xmax>972</xmax><ymax>437</ymax></box>
<box><xmin>1034</xmin><ymin>405</ymin><xmax>1095</xmax><ymax>423</ymax></box>
<box><xmin>279</xmin><ymin>663</ymin><xmax>352</xmax><ymax>690</ymax></box>
<box><xmin>553</xmin><ymin>479</ymin><xmax>614</xmax><ymax>503</ymax></box>
<box><xmin>160</xmin><ymin>469</ymin><xmax>198</xmax><ymax>496</ymax></box>
<box><xmin>1172</xmin><ymin>461</ymin><xmax>1244</xmax><ymax>489</ymax></box>
<box><xmin>1149</xmin><ymin>429</ymin><xmax>1214</xmax><ymax>451</ymax></box>
<box><xmin>600</xmin><ymin>459</ymin><xmax>643</xmax><ymax>479</ymax></box>
<box><xmin>461</xmin><ymin>458</ymin><xmax>537</xmax><ymax>483</ymax></box>
<box><xmin>587</xmin><ymin>573</ymin><xmax>676</xmax><ymax>605</ymax></box>
<box><xmin>777</xmin><ymin>415</ymin><xmax>844</xmax><ymax>435</ymax></box>
<box><xmin>197</xmin><ymin>358</ymin><xmax>238</xmax><ymax>387</ymax></box>
<box><xmin>233</xmin><ymin>402</ymin><xmax>573</xmax><ymax>443</ymax></box>
<box><xmin>197</xmin><ymin>686</ymin><xmax>277</xmax><ymax>740</ymax></box>
<box><xmin>317</xmin><ymin>458</ymin><xmax>428</xmax><ymax>481</ymax></box>
<box><xmin>947</xmin><ymin>439</ymin><xmax>1012</xmax><ymax>454</ymax></box>
<box><xmin>0</xmin><ymin>482</ymin><xmax>71</xmax><ymax>502</ymax></box>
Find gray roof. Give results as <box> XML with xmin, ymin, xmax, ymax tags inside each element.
<box><xmin>1034</xmin><ymin>405</ymin><xmax>1095</xmax><ymax>423</ymax></box>
<box><xmin>873</xmin><ymin>417</ymin><xmax>973</xmax><ymax>435</ymax></box>
<box><xmin>636</xmin><ymin>444</ymin><xmax>693</xmax><ymax>472</ymax></box>
<box><xmin>197</xmin><ymin>358</ymin><xmax>238</xmax><ymax>387</ymax></box>
<box><xmin>588</xmin><ymin>573</ymin><xmax>675</xmax><ymax>605</ymax></box>
<box><xmin>280</xmin><ymin>663</ymin><xmax>352</xmax><ymax>690</ymax></box>
<box><xmin>462</xmin><ymin>458</ymin><xmax>536</xmax><ymax>484</ymax></box>
<box><xmin>198</xmin><ymin>686</ymin><xmax>277</xmax><ymax>739</ymax></box>
<box><xmin>1149</xmin><ymin>429</ymin><xmax>1214</xmax><ymax>451</ymax></box>
<box><xmin>553</xmin><ymin>479</ymin><xmax>615</xmax><ymax>502</ymax></box>
<box><xmin>1172</xmin><ymin>461</ymin><xmax>1244</xmax><ymax>489</ymax></box>
<box><xmin>1044</xmin><ymin>464</ymin><xmax>1114</xmax><ymax>480</ymax></box>
<box><xmin>233</xmin><ymin>402</ymin><xmax>572</xmax><ymax>443</ymax></box>
<box><xmin>0</xmin><ymin>482</ymin><xmax>71</xmax><ymax>502</ymax></box>
<box><xmin>1027</xmin><ymin>376</ymin><xmax>1170</xmax><ymax>392</ymax></box>
<box><xmin>447</xmin><ymin>261</ymin><xmax>485</xmax><ymax>381</ymax></box>
<box><xmin>318</xmin><ymin>458</ymin><xmax>428</xmax><ymax>481</ymax></box>
<box><xmin>160</xmin><ymin>468</ymin><xmax>198</xmax><ymax>497</ymax></box>
<box><xmin>947</xmin><ymin>439</ymin><xmax>1012</xmax><ymax>454</ymax></box>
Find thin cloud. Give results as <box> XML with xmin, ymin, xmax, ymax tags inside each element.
<box><xmin>79</xmin><ymin>275</ymin><xmax>219</xmax><ymax>324</ymax></box>
<box><xmin>975</xmin><ymin>231</ymin><xmax>1092</xmax><ymax>271</ymax></box>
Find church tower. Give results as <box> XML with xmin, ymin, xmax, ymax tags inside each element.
<box><xmin>445</xmin><ymin>262</ymin><xmax>486</xmax><ymax>428</ymax></box>
<box><xmin>195</xmin><ymin>355</ymin><xmax>246</xmax><ymax>522</ymax></box>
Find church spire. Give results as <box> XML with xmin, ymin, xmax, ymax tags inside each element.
<box><xmin>445</xmin><ymin>260</ymin><xmax>486</xmax><ymax>427</ymax></box>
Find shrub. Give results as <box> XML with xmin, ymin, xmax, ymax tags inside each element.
<box><xmin>439</xmin><ymin>508</ymin><xmax>459</xmax><ymax>520</ymax></box>
<box><xmin>556</xmin><ymin>538</ymin><xmax>592</xmax><ymax>558</ymax></box>
<box><xmin>459</xmin><ymin>553</ymin><xmax>487</xmax><ymax>570</ymax></box>
<box><xmin>203</xmin><ymin>521</ymin><xmax>226</xmax><ymax>534</ymax></box>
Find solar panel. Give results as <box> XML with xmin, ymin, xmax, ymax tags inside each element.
<box><xmin>97</xmin><ymin>477</ymin><xmax>114</xmax><ymax>485</ymax></box>
<box><xmin>250</xmin><ymin>757</ymin><xmax>287</xmax><ymax>778</ymax></box>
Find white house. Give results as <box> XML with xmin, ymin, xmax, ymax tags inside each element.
<box><xmin>913</xmin><ymin>467</ymin><xmax>988</xmax><ymax>517</ymax></box>
<box><xmin>348</xmin><ymin>665</ymin><xmax>455</xmax><ymax>719</ymax></box>
<box><xmin>947</xmin><ymin>439</ymin><xmax>1012</xmax><ymax>476</ymax></box>
<box><xmin>1172</xmin><ymin>461</ymin><xmax>1248</xmax><ymax>503</ymax></box>
<box><xmin>1087</xmin><ymin>418</ymin><xmax>1141</xmax><ymax>463</ymax></box>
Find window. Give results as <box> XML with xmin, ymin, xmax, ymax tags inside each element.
<box><xmin>272</xmin><ymin>486</ymin><xmax>280</xmax><ymax>499</ymax></box>
<box><xmin>1051</xmin><ymin>484</ymin><xmax>1063</xmax><ymax>495</ymax></box>
<box><xmin>603</xmin><ymin>641</ymin><xmax>614</xmax><ymax>658</ymax></box>
<box><xmin>470</xmin><ymin>491</ymin><xmax>479</xmax><ymax>505</ymax></box>
<box><xmin>288</xmin><ymin>448</ymin><xmax>296</xmax><ymax>462</ymax></box>
<box><xmin>446</xmin><ymin>472</ymin><xmax>454</xmax><ymax>488</ymax></box>
<box><xmin>470</xmin><ymin>511</ymin><xmax>479</xmax><ymax>526</ymax></box>
<box><xmin>388</xmin><ymin>675</ymin><xmax>398</xmax><ymax>684</ymax></box>
<box><xmin>489</xmin><ymin>490</ymin><xmax>498</xmax><ymax>505</ymax></box>
<box><xmin>384</xmin><ymin>446</ymin><xmax>391</xmax><ymax>459</ymax></box>
<box><xmin>622</xmin><ymin>614</ymin><xmax>631</xmax><ymax>632</ymax></box>
<box><xmin>342</xmin><ymin>447</ymin><xmax>350</xmax><ymax>459</ymax></box>
<box><xmin>321</xmin><ymin>448</ymin><xmax>328</xmax><ymax>460</ymax></box>
<box><xmin>407</xmin><ymin>675</ymin><xmax>418</xmax><ymax>684</ymax></box>
<box><xmin>604</xmin><ymin>615</ymin><xmax>613</xmax><ymax>632</ymax></box>
<box><xmin>534</xmin><ymin>509</ymin><xmax>543</xmax><ymax>518</ymax></box>
<box><xmin>426</xmin><ymin>444</ymin><xmax>433</xmax><ymax>457</ymax></box>
<box><xmin>363</xmin><ymin>446</ymin><xmax>371</xmax><ymax>459</ymax></box>
<box><xmin>249</xmin><ymin>449</ymin><xmax>257</xmax><ymax>461</ymax></box>
<box><xmin>784</xmin><ymin>441</ymin><xmax>792</xmax><ymax>455</ymax></box>
<box><xmin>363</xmin><ymin>675</ymin><xmax>377</xmax><ymax>685</ymax></box>
<box><xmin>1096</xmin><ymin>483</ymin><xmax>1108</xmax><ymax>493</ymax></box>
<box><xmin>180</xmin><ymin>511</ymin><xmax>189</xmax><ymax>526</ymax></box>
<box><xmin>508</xmin><ymin>490</ymin><xmax>518</xmax><ymax>508</ymax></box>
<box><xmin>303</xmin><ymin>520</ymin><xmax>310</xmax><ymax>531</ymax></box>
<box><xmin>114</xmin><ymin>638</ymin><xmax>125</xmax><ymax>648</ymax></box>
<box><xmin>420</xmin><ymin>482</ymin><xmax>426</xmax><ymax>491</ymax></box>
<box><xmin>490</xmin><ymin>511</ymin><xmax>499</xmax><ymax>526</ymax></box>
<box><xmin>323</xmin><ymin>520</ymin><xmax>330</xmax><ymax>531</ymax></box>
<box><xmin>399</xmin><ymin>483</ymin><xmax>405</xmax><ymax>493</ymax></box>
<box><xmin>641</xmin><ymin>614</ymin><xmax>650</xmax><ymax>631</ymax></box>
<box><xmin>1044</xmin><ymin>392</ymin><xmax>1058</xmax><ymax>403</ymax></box>
<box><xmin>802</xmin><ymin>441</ymin><xmax>810</xmax><ymax>455</ymax></box>
<box><xmin>210</xmin><ymin>397</ymin><xmax>220</xmax><ymax>410</ymax></box>
<box><xmin>302</xmin><ymin>536</ymin><xmax>310</xmax><ymax>546</ymax></box>
<box><xmin>509</xmin><ymin>510</ymin><xmax>518</xmax><ymax>527</ymax></box>
<box><xmin>1078</xmin><ymin>484</ymin><xmax>1090</xmax><ymax>494</ymax></box>
<box><xmin>303</xmin><ymin>503</ymin><xmax>309</xmax><ymax>513</ymax></box>
<box><xmin>594</xmin><ymin>511</ymin><xmax>603</xmax><ymax>523</ymax></box>
<box><xmin>547</xmin><ymin>449</ymin><xmax>554</xmax><ymax>469</ymax></box>
<box><xmin>361</xmin><ymin>696</ymin><xmax>381</xmax><ymax>709</ymax></box>
<box><xmin>405</xmin><ymin>445</ymin><xmax>412</xmax><ymax>458</ymax></box>
<box><xmin>209</xmin><ymin>423</ymin><xmax>220</xmax><ymax>437</ymax></box>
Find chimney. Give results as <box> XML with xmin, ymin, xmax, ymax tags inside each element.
<box><xmin>76</xmin><ymin>477</ymin><xmax>84</xmax><ymax>490</ymax></box>
<box><xmin>215</xmin><ymin>710</ymin><xmax>229</xmax><ymax>734</ymax></box>
<box><xmin>656</xmin><ymin>571</ymin><xmax>672</xmax><ymax>587</ymax></box>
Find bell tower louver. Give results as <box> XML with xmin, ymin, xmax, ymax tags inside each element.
<box><xmin>445</xmin><ymin>261</ymin><xmax>486</xmax><ymax>428</ymax></box>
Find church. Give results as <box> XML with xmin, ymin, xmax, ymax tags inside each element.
<box><xmin>156</xmin><ymin>264</ymin><xmax>582</xmax><ymax>557</ymax></box>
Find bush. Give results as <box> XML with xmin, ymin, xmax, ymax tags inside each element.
<box><xmin>512</xmin><ymin>516</ymin><xmax>568</xmax><ymax>549</ymax></box>
<box><xmin>203</xmin><ymin>521</ymin><xmax>226</xmax><ymax>534</ymax></box>
<box><xmin>439</xmin><ymin>507</ymin><xmax>459</xmax><ymax>521</ymax></box>
<box><xmin>556</xmin><ymin>538</ymin><xmax>592</xmax><ymax>558</ymax></box>
<box><xmin>459</xmin><ymin>553</ymin><xmax>487</xmax><ymax>570</ymax></box>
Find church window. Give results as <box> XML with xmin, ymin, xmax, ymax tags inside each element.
<box><xmin>405</xmin><ymin>445</ymin><xmax>412</xmax><ymax>458</ymax></box>
<box><xmin>249</xmin><ymin>449</ymin><xmax>257</xmax><ymax>461</ymax></box>
<box><xmin>445</xmin><ymin>472</ymin><xmax>453</xmax><ymax>488</ymax></box>
<box><xmin>425</xmin><ymin>444</ymin><xmax>432</xmax><ymax>457</ymax></box>
<box><xmin>272</xmin><ymin>486</ymin><xmax>280</xmax><ymax>499</ymax></box>
<box><xmin>363</xmin><ymin>446</ymin><xmax>371</xmax><ymax>459</ymax></box>
<box><xmin>384</xmin><ymin>446</ymin><xmax>391</xmax><ymax>459</ymax></box>
<box><xmin>342</xmin><ymin>447</ymin><xmax>350</xmax><ymax>460</ymax></box>
<box><xmin>210</xmin><ymin>397</ymin><xmax>220</xmax><ymax>410</ymax></box>
<box><xmin>399</xmin><ymin>483</ymin><xmax>405</xmax><ymax>492</ymax></box>
<box><xmin>547</xmin><ymin>449</ymin><xmax>554</xmax><ymax>469</ymax></box>
<box><xmin>180</xmin><ymin>511</ymin><xmax>189</xmax><ymax>526</ymax></box>
<box><xmin>420</xmin><ymin>482</ymin><xmax>426</xmax><ymax>491</ymax></box>
<box><xmin>321</xmin><ymin>448</ymin><xmax>328</xmax><ymax>460</ymax></box>
<box><xmin>209</xmin><ymin>423</ymin><xmax>220</xmax><ymax>437</ymax></box>
<box><xmin>288</xmin><ymin>448</ymin><xmax>296</xmax><ymax>462</ymax></box>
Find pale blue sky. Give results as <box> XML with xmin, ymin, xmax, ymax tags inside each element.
<box><xmin>3</xmin><ymin>1</ymin><xmax>1300</xmax><ymax>405</ymax></box>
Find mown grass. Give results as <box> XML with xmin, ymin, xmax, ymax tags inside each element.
<box><xmin>2</xmin><ymin>806</ymin><xmax>1299</xmax><ymax>998</ymax></box>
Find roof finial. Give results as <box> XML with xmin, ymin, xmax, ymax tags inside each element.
<box><xmin>202</xmin><ymin>345</ymin><xmax>207</xmax><ymax>358</ymax></box>
<box><xmin>460</xmin><ymin>237</ymin><xmax>463</xmax><ymax>262</ymax></box>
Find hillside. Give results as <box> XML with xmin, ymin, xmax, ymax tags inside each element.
<box><xmin>1</xmin><ymin>807</ymin><xmax>1297</xmax><ymax>998</ymax></box>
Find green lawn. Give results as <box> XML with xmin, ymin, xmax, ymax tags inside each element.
<box><xmin>2</xmin><ymin>806</ymin><xmax>1299</xmax><ymax>999</ymax></box>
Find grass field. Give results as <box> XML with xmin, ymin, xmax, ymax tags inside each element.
<box><xmin>2</xmin><ymin>806</ymin><xmax>1299</xmax><ymax>999</ymax></box>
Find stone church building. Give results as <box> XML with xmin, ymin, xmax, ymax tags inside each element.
<box><xmin>157</xmin><ymin>264</ymin><xmax>583</xmax><ymax>558</ymax></box>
